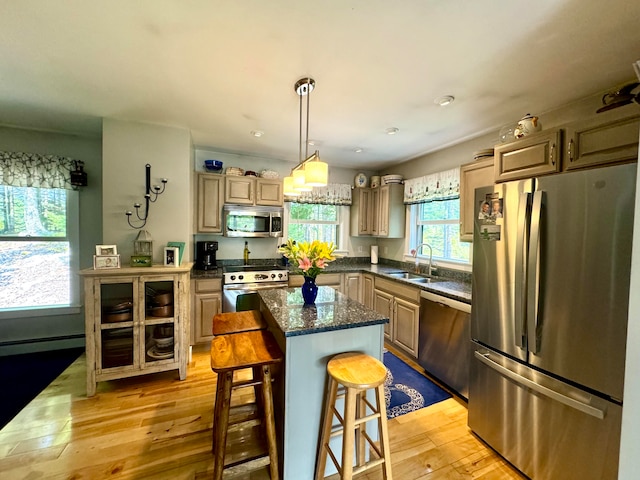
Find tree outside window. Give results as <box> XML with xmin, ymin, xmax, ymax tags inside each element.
<box><xmin>287</xmin><ymin>203</ymin><xmax>339</xmax><ymax>246</ymax></box>
<box><xmin>416</xmin><ymin>199</ymin><xmax>470</xmax><ymax>263</ymax></box>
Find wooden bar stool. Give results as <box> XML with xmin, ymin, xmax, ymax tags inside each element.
<box><xmin>212</xmin><ymin>310</ymin><xmax>266</xmax><ymax>336</ymax></box>
<box><xmin>210</xmin><ymin>329</ymin><xmax>283</xmax><ymax>480</ymax></box>
<box><xmin>315</xmin><ymin>352</ymin><xmax>393</xmax><ymax>480</ymax></box>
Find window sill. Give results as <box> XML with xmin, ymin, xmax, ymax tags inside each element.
<box><xmin>0</xmin><ymin>305</ymin><xmax>82</xmax><ymax>320</ymax></box>
<box><xmin>402</xmin><ymin>255</ymin><xmax>472</xmax><ymax>273</ymax></box>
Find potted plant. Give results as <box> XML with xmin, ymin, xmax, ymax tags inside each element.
<box><xmin>279</xmin><ymin>239</ymin><xmax>336</xmax><ymax>305</ymax></box>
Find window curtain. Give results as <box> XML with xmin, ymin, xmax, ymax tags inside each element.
<box><xmin>284</xmin><ymin>183</ymin><xmax>352</xmax><ymax>205</ymax></box>
<box><xmin>0</xmin><ymin>151</ymin><xmax>80</xmax><ymax>189</ymax></box>
<box><xmin>403</xmin><ymin>167</ymin><xmax>460</xmax><ymax>204</ymax></box>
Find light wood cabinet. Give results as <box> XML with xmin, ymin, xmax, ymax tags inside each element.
<box><xmin>191</xmin><ymin>278</ymin><xmax>222</xmax><ymax>344</ymax></box>
<box><xmin>225</xmin><ymin>176</ymin><xmax>283</xmax><ymax>206</ymax></box>
<box><xmin>351</xmin><ymin>184</ymin><xmax>405</xmax><ymax>238</ymax></box>
<box><xmin>459</xmin><ymin>158</ymin><xmax>494</xmax><ymax>242</ymax></box>
<box><xmin>289</xmin><ymin>273</ymin><xmax>343</xmax><ymax>292</ymax></box>
<box><xmin>494</xmin><ymin>128</ymin><xmax>562</xmax><ymax>183</ymax></box>
<box><xmin>351</xmin><ymin>188</ymin><xmax>374</xmax><ymax>235</ymax></box>
<box><xmin>196</xmin><ymin>173</ymin><xmax>224</xmax><ymax>233</ymax></box>
<box><xmin>564</xmin><ymin>114</ymin><xmax>640</xmax><ymax>171</ymax></box>
<box><xmin>362</xmin><ymin>274</ymin><xmax>375</xmax><ymax>310</ymax></box>
<box><xmin>344</xmin><ymin>273</ymin><xmax>362</xmax><ymax>302</ymax></box>
<box><xmin>373</xmin><ymin>277</ymin><xmax>420</xmax><ymax>357</ymax></box>
<box><xmin>80</xmin><ymin>264</ymin><xmax>192</xmax><ymax>397</ymax></box>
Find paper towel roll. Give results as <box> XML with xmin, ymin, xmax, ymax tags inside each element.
<box><xmin>371</xmin><ymin>245</ymin><xmax>378</xmax><ymax>264</ymax></box>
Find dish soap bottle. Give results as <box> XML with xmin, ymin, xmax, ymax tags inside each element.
<box><xmin>243</xmin><ymin>241</ymin><xmax>250</xmax><ymax>265</ymax></box>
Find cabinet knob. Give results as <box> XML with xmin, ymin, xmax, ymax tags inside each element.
<box><xmin>568</xmin><ymin>139</ymin><xmax>574</xmax><ymax>162</ymax></box>
<box><xmin>550</xmin><ymin>143</ymin><xmax>556</xmax><ymax>166</ymax></box>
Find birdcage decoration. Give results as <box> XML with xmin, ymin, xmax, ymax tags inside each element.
<box><xmin>134</xmin><ymin>230</ymin><xmax>153</xmax><ymax>257</ymax></box>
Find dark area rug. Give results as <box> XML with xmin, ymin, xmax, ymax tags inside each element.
<box><xmin>0</xmin><ymin>347</ymin><xmax>83</xmax><ymax>430</ymax></box>
<box><xmin>383</xmin><ymin>350</ymin><xmax>451</xmax><ymax>419</ymax></box>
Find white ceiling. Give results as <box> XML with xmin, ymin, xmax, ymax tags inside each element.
<box><xmin>1</xmin><ymin>0</ymin><xmax>639</xmax><ymax>170</ymax></box>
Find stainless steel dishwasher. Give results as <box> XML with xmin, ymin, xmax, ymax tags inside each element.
<box><xmin>418</xmin><ymin>291</ymin><xmax>471</xmax><ymax>399</ymax></box>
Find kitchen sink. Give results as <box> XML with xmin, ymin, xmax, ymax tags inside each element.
<box><xmin>410</xmin><ymin>277</ymin><xmax>439</xmax><ymax>284</ymax></box>
<box><xmin>387</xmin><ymin>271</ymin><xmax>423</xmax><ymax>280</ymax></box>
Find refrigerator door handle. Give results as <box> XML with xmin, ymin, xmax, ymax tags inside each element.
<box><xmin>527</xmin><ymin>190</ymin><xmax>543</xmax><ymax>354</ymax></box>
<box><xmin>474</xmin><ymin>351</ymin><xmax>606</xmax><ymax>420</ymax></box>
<box><xmin>514</xmin><ymin>192</ymin><xmax>530</xmax><ymax>348</ymax></box>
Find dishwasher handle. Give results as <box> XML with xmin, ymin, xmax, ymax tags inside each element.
<box><xmin>420</xmin><ymin>290</ymin><xmax>471</xmax><ymax>314</ymax></box>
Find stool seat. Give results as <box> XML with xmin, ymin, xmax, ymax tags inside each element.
<box><xmin>212</xmin><ymin>310</ymin><xmax>266</xmax><ymax>336</ymax></box>
<box><xmin>316</xmin><ymin>352</ymin><xmax>393</xmax><ymax>480</ymax></box>
<box><xmin>210</xmin><ymin>330</ymin><xmax>283</xmax><ymax>480</ymax></box>
<box><xmin>327</xmin><ymin>352</ymin><xmax>387</xmax><ymax>389</ymax></box>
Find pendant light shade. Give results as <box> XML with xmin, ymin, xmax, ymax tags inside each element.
<box><xmin>304</xmin><ymin>155</ymin><xmax>328</xmax><ymax>187</ymax></box>
<box><xmin>283</xmin><ymin>176</ymin><xmax>300</xmax><ymax>196</ymax></box>
<box><xmin>293</xmin><ymin>169</ymin><xmax>312</xmax><ymax>191</ymax></box>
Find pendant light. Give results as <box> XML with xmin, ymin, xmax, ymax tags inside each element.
<box><xmin>283</xmin><ymin>77</ymin><xmax>329</xmax><ymax>196</ymax></box>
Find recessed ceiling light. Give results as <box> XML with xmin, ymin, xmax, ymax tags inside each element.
<box><xmin>385</xmin><ymin>127</ymin><xmax>399</xmax><ymax>135</ymax></box>
<box><xmin>250</xmin><ymin>130</ymin><xmax>264</xmax><ymax>137</ymax></box>
<box><xmin>354</xmin><ymin>148</ymin><xmax>363</xmax><ymax>153</ymax></box>
<box><xmin>434</xmin><ymin>95</ymin><xmax>455</xmax><ymax>106</ymax></box>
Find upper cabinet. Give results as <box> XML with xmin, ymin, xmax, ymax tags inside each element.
<box><xmin>460</xmin><ymin>157</ymin><xmax>494</xmax><ymax>242</ymax></box>
<box><xmin>564</xmin><ymin>114</ymin><xmax>640</xmax><ymax>171</ymax></box>
<box><xmin>196</xmin><ymin>173</ymin><xmax>224</xmax><ymax>233</ymax></box>
<box><xmin>350</xmin><ymin>183</ymin><xmax>405</xmax><ymax>238</ymax></box>
<box><xmin>494</xmin><ymin>112</ymin><xmax>640</xmax><ymax>183</ymax></box>
<box><xmin>225</xmin><ymin>176</ymin><xmax>283</xmax><ymax>206</ymax></box>
<box><xmin>494</xmin><ymin>128</ymin><xmax>562</xmax><ymax>182</ymax></box>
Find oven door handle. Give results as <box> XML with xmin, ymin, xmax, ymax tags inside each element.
<box><xmin>223</xmin><ymin>282</ymin><xmax>288</xmax><ymax>291</ymax></box>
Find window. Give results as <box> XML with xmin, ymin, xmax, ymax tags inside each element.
<box><xmin>413</xmin><ymin>199</ymin><xmax>470</xmax><ymax>263</ymax></box>
<box><xmin>0</xmin><ymin>185</ymin><xmax>79</xmax><ymax>310</ymax></box>
<box><xmin>287</xmin><ymin>202</ymin><xmax>339</xmax><ymax>246</ymax></box>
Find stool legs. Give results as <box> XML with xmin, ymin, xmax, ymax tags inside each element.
<box><xmin>341</xmin><ymin>387</ymin><xmax>357</xmax><ymax>479</ymax></box>
<box><xmin>376</xmin><ymin>383</ymin><xmax>392</xmax><ymax>480</ymax></box>
<box><xmin>261</xmin><ymin>365</ymin><xmax>279</xmax><ymax>480</ymax></box>
<box><xmin>213</xmin><ymin>371</ymin><xmax>234</xmax><ymax>480</ymax></box>
<box><xmin>315</xmin><ymin>377</ymin><xmax>338</xmax><ymax>479</ymax></box>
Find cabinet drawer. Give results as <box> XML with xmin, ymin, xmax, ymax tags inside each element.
<box><xmin>374</xmin><ymin>277</ymin><xmax>420</xmax><ymax>303</ymax></box>
<box><xmin>194</xmin><ymin>278</ymin><xmax>222</xmax><ymax>293</ymax></box>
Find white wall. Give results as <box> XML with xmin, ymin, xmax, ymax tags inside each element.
<box><xmin>102</xmin><ymin>119</ymin><xmax>192</xmax><ymax>264</ymax></box>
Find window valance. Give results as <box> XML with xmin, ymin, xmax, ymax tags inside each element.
<box><xmin>285</xmin><ymin>183</ymin><xmax>352</xmax><ymax>205</ymax></box>
<box><xmin>403</xmin><ymin>167</ymin><xmax>460</xmax><ymax>205</ymax></box>
<box><xmin>0</xmin><ymin>151</ymin><xmax>83</xmax><ymax>190</ymax></box>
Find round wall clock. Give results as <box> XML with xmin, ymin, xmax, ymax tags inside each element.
<box><xmin>354</xmin><ymin>173</ymin><xmax>368</xmax><ymax>188</ymax></box>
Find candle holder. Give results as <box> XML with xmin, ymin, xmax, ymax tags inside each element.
<box><xmin>125</xmin><ymin>163</ymin><xmax>168</xmax><ymax>229</ymax></box>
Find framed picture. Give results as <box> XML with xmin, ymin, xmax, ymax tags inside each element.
<box><xmin>96</xmin><ymin>244</ymin><xmax>118</xmax><ymax>256</ymax></box>
<box><xmin>167</xmin><ymin>242</ymin><xmax>185</xmax><ymax>265</ymax></box>
<box><xmin>164</xmin><ymin>247</ymin><xmax>179</xmax><ymax>267</ymax></box>
<box><xmin>94</xmin><ymin>254</ymin><xmax>121</xmax><ymax>269</ymax></box>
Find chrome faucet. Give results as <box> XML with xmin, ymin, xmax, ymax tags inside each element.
<box><xmin>412</xmin><ymin>243</ymin><xmax>433</xmax><ymax>276</ymax></box>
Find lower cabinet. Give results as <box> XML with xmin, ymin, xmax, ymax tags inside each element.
<box><xmin>362</xmin><ymin>274</ymin><xmax>375</xmax><ymax>310</ymax></box>
<box><xmin>344</xmin><ymin>272</ymin><xmax>362</xmax><ymax>302</ymax></box>
<box><xmin>373</xmin><ymin>277</ymin><xmax>420</xmax><ymax>358</ymax></box>
<box><xmin>289</xmin><ymin>273</ymin><xmax>343</xmax><ymax>292</ymax></box>
<box><xmin>191</xmin><ymin>278</ymin><xmax>222</xmax><ymax>344</ymax></box>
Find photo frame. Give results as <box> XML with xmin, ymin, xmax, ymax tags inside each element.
<box><xmin>94</xmin><ymin>254</ymin><xmax>121</xmax><ymax>269</ymax></box>
<box><xmin>167</xmin><ymin>242</ymin><xmax>185</xmax><ymax>266</ymax></box>
<box><xmin>96</xmin><ymin>244</ymin><xmax>118</xmax><ymax>256</ymax></box>
<box><xmin>164</xmin><ymin>247</ymin><xmax>179</xmax><ymax>267</ymax></box>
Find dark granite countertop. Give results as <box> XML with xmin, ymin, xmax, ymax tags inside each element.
<box><xmin>259</xmin><ymin>286</ymin><xmax>388</xmax><ymax>337</ymax></box>
<box><xmin>191</xmin><ymin>261</ymin><xmax>472</xmax><ymax>304</ymax></box>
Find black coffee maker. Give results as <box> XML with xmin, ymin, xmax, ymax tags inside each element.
<box><xmin>196</xmin><ymin>241</ymin><xmax>218</xmax><ymax>270</ymax></box>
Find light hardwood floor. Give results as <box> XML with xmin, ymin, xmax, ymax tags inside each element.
<box><xmin>0</xmin><ymin>344</ymin><xmax>526</xmax><ymax>479</ymax></box>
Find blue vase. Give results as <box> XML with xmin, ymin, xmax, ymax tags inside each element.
<box><xmin>301</xmin><ymin>275</ymin><xmax>318</xmax><ymax>305</ymax></box>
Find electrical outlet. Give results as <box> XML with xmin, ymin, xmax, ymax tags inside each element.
<box><xmin>357</xmin><ymin>245</ymin><xmax>363</xmax><ymax>253</ymax></box>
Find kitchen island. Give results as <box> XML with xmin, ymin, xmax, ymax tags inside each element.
<box><xmin>258</xmin><ymin>286</ymin><xmax>388</xmax><ymax>479</ymax></box>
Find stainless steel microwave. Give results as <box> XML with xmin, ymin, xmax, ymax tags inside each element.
<box><xmin>223</xmin><ymin>205</ymin><xmax>283</xmax><ymax>238</ymax></box>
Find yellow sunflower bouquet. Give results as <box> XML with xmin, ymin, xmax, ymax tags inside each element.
<box><xmin>279</xmin><ymin>239</ymin><xmax>336</xmax><ymax>279</ymax></box>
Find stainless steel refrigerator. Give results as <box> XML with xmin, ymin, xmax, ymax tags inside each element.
<box><xmin>468</xmin><ymin>162</ymin><xmax>636</xmax><ymax>480</ymax></box>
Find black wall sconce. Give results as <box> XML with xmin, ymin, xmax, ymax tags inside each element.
<box><xmin>125</xmin><ymin>163</ymin><xmax>168</xmax><ymax>229</ymax></box>
<box><xmin>70</xmin><ymin>160</ymin><xmax>88</xmax><ymax>187</ymax></box>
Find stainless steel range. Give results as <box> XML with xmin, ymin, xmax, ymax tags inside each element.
<box><xmin>222</xmin><ymin>265</ymin><xmax>289</xmax><ymax>312</ymax></box>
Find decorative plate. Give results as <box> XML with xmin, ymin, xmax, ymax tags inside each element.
<box><xmin>355</xmin><ymin>173</ymin><xmax>368</xmax><ymax>188</ymax></box>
